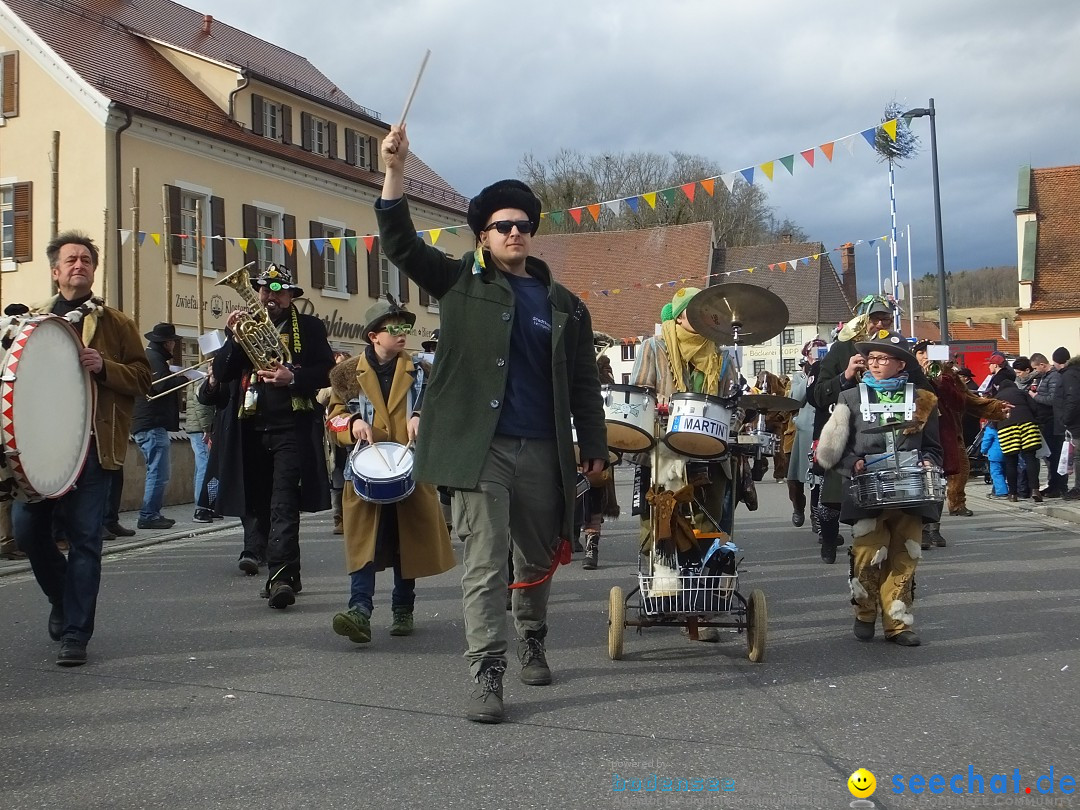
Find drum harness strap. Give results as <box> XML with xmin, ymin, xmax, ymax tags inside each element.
<box><xmin>508</xmin><ymin>538</ymin><xmax>572</xmax><ymax>590</ymax></box>
<box><xmin>859</xmin><ymin>383</ymin><xmax>916</xmax><ymax>467</ymax></box>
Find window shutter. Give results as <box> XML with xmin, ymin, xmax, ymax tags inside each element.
<box><xmin>281</xmin><ymin>104</ymin><xmax>292</xmax><ymax>145</ymax></box>
<box><xmin>12</xmin><ymin>182</ymin><xmax>31</xmax><ymax>262</ymax></box>
<box><xmin>250</xmin><ymin>94</ymin><xmax>263</xmax><ymax>136</ymax></box>
<box><xmin>367</xmin><ymin>237</ymin><xmax>381</xmax><ymax>298</ymax></box>
<box><xmin>344</xmin><ymin>228</ymin><xmax>358</xmax><ymax>294</ymax></box>
<box><xmin>367</xmin><ymin>136</ymin><xmax>379</xmax><ymax>171</ymax></box>
<box><xmin>327</xmin><ymin>122</ymin><xmax>338</xmax><ymax>160</ymax></box>
<box><xmin>166</xmin><ymin>184</ymin><xmax>182</xmax><ymax>265</ymax></box>
<box><xmin>2</xmin><ymin>52</ymin><xmax>18</xmax><ymax>117</ymax></box>
<box><xmin>282</xmin><ymin>213</ymin><xmax>297</xmax><ymax>276</ymax></box>
<box><xmin>344</xmin><ymin>127</ymin><xmax>357</xmax><ymax>166</ymax></box>
<box><xmin>419</xmin><ymin>287</ymin><xmax>430</xmax><ymax>307</ymax></box>
<box><xmin>300</xmin><ymin>112</ymin><xmax>312</xmax><ymax>152</ymax></box>
<box><xmin>210</xmin><ymin>195</ymin><xmax>226</xmax><ymax>272</ymax></box>
<box><xmin>309</xmin><ymin>220</ymin><xmax>325</xmax><ymax>290</ymax></box>
<box><xmin>241</xmin><ymin>204</ymin><xmax>258</xmax><ymax>267</ymax></box>
<box><xmin>397</xmin><ymin>269</ymin><xmax>410</xmax><ymax>304</ymax></box>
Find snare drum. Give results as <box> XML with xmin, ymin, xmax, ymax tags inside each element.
<box><xmin>663</xmin><ymin>393</ymin><xmax>732</xmax><ymax>458</ymax></box>
<box><xmin>0</xmin><ymin>315</ymin><xmax>94</xmax><ymax>501</ymax></box>
<box><xmin>849</xmin><ymin>466</ymin><xmax>945</xmax><ymax>509</ymax></box>
<box><xmin>602</xmin><ymin>384</ymin><xmax>655</xmax><ymax>453</ymax></box>
<box><xmin>347</xmin><ymin>442</ymin><xmax>416</xmax><ymax>504</ymax></box>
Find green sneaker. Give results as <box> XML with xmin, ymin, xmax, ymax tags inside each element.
<box><xmin>389</xmin><ymin>608</ymin><xmax>414</xmax><ymax>636</ymax></box>
<box><xmin>332</xmin><ymin>608</ymin><xmax>371</xmax><ymax>644</ymax></box>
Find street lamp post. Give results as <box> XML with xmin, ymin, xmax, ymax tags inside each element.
<box><xmin>903</xmin><ymin>98</ymin><xmax>949</xmax><ymax>343</ymax></box>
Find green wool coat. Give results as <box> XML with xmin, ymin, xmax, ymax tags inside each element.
<box><xmin>374</xmin><ymin>197</ymin><xmax>608</xmax><ymax>542</ymax></box>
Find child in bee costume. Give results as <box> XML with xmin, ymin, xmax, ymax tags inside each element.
<box><xmin>816</xmin><ymin>331</ymin><xmax>943</xmax><ymax>647</ymax></box>
<box><xmin>325</xmin><ymin>297</ymin><xmax>455</xmax><ymax>643</ymax></box>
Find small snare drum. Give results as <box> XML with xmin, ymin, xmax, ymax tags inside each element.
<box><xmin>347</xmin><ymin>442</ymin><xmax>416</xmax><ymax>504</ymax></box>
<box><xmin>602</xmin><ymin>384</ymin><xmax>655</xmax><ymax>453</ymax></box>
<box><xmin>849</xmin><ymin>466</ymin><xmax>945</xmax><ymax>509</ymax></box>
<box><xmin>663</xmin><ymin>393</ymin><xmax>732</xmax><ymax>458</ymax></box>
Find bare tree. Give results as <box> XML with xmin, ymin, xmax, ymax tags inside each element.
<box><xmin>519</xmin><ymin>149</ymin><xmax>805</xmax><ymax>247</ymax></box>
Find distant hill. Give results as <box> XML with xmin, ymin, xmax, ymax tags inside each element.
<box><xmin>913</xmin><ymin>266</ymin><xmax>1017</xmax><ymax>314</ymax></box>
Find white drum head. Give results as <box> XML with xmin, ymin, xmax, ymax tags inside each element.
<box><xmin>2</xmin><ymin>317</ymin><xmax>94</xmax><ymax>499</ymax></box>
<box><xmin>350</xmin><ymin>442</ymin><xmax>414</xmax><ymax>480</ymax></box>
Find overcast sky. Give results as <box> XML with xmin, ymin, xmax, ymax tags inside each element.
<box><xmin>198</xmin><ymin>0</ymin><xmax>1079</xmax><ymax>298</ymax></box>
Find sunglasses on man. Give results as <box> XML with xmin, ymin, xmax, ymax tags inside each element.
<box><xmin>482</xmin><ymin>220</ymin><xmax>534</xmax><ymax>236</ymax></box>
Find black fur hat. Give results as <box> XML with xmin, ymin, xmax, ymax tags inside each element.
<box><xmin>466</xmin><ymin>179</ymin><xmax>542</xmax><ymax>238</ymax></box>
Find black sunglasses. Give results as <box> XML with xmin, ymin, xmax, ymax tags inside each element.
<box><xmin>483</xmin><ymin>219</ymin><xmax>533</xmax><ymax>236</ymax></box>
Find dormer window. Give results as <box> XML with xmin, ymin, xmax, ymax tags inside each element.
<box><xmin>251</xmin><ymin>94</ymin><xmax>292</xmax><ymax>145</ymax></box>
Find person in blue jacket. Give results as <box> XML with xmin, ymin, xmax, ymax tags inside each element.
<box><xmin>980</xmin><ymin>421</ymin><xmax>1008</xmax><ymax>498</ymax></box>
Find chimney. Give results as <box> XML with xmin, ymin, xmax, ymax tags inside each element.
<box><xmin>966</xmin><ymin>317</ymin><xmax>973</xmax><ymax>328</ymax></box>
<box><xmin>840</xmin><ymin>242</ymin><xmax>857</xmax><ymax>306</ymax></box>
<box><xmin>202</xmin><ymin>14</ymin><xmax>213</xmax><ymax>35</ymax></box>
<box><xmin>1001</xmin><ymin>318</ymin><xmax>1009</xmax><ymax>341</ymax></box>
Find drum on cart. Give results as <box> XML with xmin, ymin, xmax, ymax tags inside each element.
<box><xmin>0</xmin><ymin>314</ymin><xmax>94</xmax><ymax>501</ymax></box>
<box><xmin>347</xmin><ymin>441</ymin><xmax>416</xmax><ymax>504</ymax></box>
<box><xmin>663</xmin><ymin>392</ymin><xmax>732</xmax><ymax>458</ymax></box>
<box><xmin>849</xmin><ymin>465</ymin><xmax>945</xmax><ymax>509</ymax></box>
<box><xmin>602</xmin><ymin>384</ymin><xmax>655</xmax><ymax>453</ymax></box>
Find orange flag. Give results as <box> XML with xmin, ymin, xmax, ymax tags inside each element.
<box><xmin>820</xmin><ymin>142</ymin><xmax>835</xmax><ymax>162</ymax></box>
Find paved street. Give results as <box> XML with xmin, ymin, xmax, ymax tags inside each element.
<box><xmin>3</xmin><ymin>471</ymin><xmax>1079</xmax><ymax>810</ymax></box>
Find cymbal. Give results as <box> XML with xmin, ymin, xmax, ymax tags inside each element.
<box><xmin>684</xmin><ymin>283</ymin><xmax>789</xmax><ymax>345</ymax></box>
<box><xmin>740</xmin><ymin>394</ymin><xmax>802</xmax><ymax>412</ymax></box>
<box><xmin>862</xmin><ymin>420</ymin><xmax>921</xmax><ymax>435</ymax></box>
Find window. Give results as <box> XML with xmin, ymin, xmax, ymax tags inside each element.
<box><xmin>179</xmin><ymin>192</ymin><xmax>206</xmax><ymax>266</ymax></box>
<box><xmin>309</xmin><ymin>115</ymin><xmax>328</xmax><ymax>156</ymax></box>
<box><xmin>782</xmin><ymin>328</ymin><xmax>795</xmax><ymax>345</ymax></box>
<box><xmin>1</xmin><ymin>187</ymin><xmax>12</xmax><ymax>261</ymax></box>
<box><xmin>322</xmin><ymin>225</ymin><xmax>344</xmax><ymax>290</ymax></box>
<box><xmin>753</xmin><ymin>360</ymin><xmax>766</xmax><ymax>375</ymax></box>
<box><xmin>783</xmin><ymin>358</ymin><xmax>796</xmax><ymax>376</ymax></box>
<box><xmin>1</xmin><ymin>51</ymin><xmax>18</xmax><ymax>119</ymax></box>
<box><xmin>263</xmin><ymin>102</ymin><xmax>280</xmax><ymax>140</ymax></box>
<box><xmin>379</xmin><ymin>253</ymin><xmax>397</xmax><ymax>297</ymax></box>
<box><xmin>621</xmin><ymin>343</ymin><xmax>636</xmax><ymax>362</ymax></box>
<box><xmin>621</xmin><ymin>373</ymin><xmax>631</xmax><ymax>385</ymax></box>
<box><xmin>257</xmin><ymin>211</ymin><xmax>282</xmax><ymax>267</ymax></box>
<box><xmin>350</xmin><ymin>130</ymin><xmax>366</xmax><ymax>167</ymax></box>
<box><xmin>0</xmin><ymin>181</ymin><xmax>30</xmax><ymax>263</ymax></box>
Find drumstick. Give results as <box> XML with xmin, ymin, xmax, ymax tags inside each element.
<box><xmin>398</xmin><ymin>49</ymin><xmax>430</xmax><ymax>127</ymax></box>
<box><xmin>396</xmin><ymin>440</ymin><xmax>414</xmax><ymax>466</ymax></box>
<box><xmin>372</xmin><ymin>443</ymin><xmax>394</xmax><ymax>472</ymax></box>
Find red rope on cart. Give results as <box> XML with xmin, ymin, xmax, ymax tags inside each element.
<box><xmin>508</xmin><ymin>538</ymin><xmax>572</xmax><ymax>590</ymax></box>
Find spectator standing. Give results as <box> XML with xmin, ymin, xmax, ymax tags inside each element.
<box><xmin>1036</xmin><ymin>348</ymin><xmax>1070</xmax><ymax>496</ymax></box>
<box><xmin>187</xmin><ymin>382</ymin><xmax>216</xmax><ymax>523</ymax></box>
<box><xmin>130</xmin><ymin>323</ymin><xmax>182</xmax><ymax>530</ymax></box>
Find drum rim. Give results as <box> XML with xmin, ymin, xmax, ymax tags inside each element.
<box><xmin>662</xmin><ymin>434</ymin><xmax>729</xmax><ymax>459</ymax></box>
<box><xmin>669</xmin><ymin>391</ymin><xmax>733</xmax><ymax>405</ymax></box>
<box><xmin>0</xmin><ymin>315</ymin><xmax>94</xmax><ymax>500</ymax></box>
<box><xmin>605</xmin><ymin>421</ymin><xmax>656</xmax><ymax>453</ymax></box>
<box><xmin>601</xmin><ymin>382</ymin><xmax>655</xmax><ymax>397</ymax></box>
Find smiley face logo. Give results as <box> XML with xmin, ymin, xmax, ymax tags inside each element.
<box><xmin>848</xmin><ymin>768</ymin><xmax>876</xmax><ymax>798</ymax></box>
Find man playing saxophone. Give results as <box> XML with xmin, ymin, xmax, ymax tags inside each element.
<box><xmin>206</xmin><ymin>264</ymin><xmax>334</xmax><ymax>608</ymax></box>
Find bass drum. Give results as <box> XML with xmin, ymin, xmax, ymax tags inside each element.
<box><xmin>0</xmin><ymin>315</ymin><xmax>95</xmax><ymax>501</ymax></box>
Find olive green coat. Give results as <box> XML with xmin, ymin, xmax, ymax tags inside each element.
<box><xmin>374</xmin><ymin>197</ymin><xmax>608</xmax><ymax>542</ymax></box>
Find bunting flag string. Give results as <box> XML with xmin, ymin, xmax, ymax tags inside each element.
<box><xmin>115</xmin><ymin>115</ymin><xmax>901</xmax><ymax>251</ymax></box>
<box><xmin>570</xmin><ymin>231</ymin><xmax>896</xmax><ymax>301</ymax></box>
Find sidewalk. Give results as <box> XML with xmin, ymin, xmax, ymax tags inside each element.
<box><xmin>0</xmin><ymin>502</ymin><xmax>240</xmax><ymax>578</ymax></box>
<box><xmin>956</xmin><ymin>477</ymin><xmax>1080</xmax><ymax>525</ymax></box>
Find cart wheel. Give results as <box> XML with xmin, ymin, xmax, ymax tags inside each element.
<box><xmin>746</xmin><ymin>589</ymin><xmax>767</xmax><ymax>663</ymax></box>
<box><xmin>608</xmin><ymin>586</ymin><xmax>625</xmax><ymax>660</ymax></box>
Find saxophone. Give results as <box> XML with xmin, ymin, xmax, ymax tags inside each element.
<box><xmin>215</xmin><ymin>262</ymin><xmax>292</xmax><ymax>370</ymax></box>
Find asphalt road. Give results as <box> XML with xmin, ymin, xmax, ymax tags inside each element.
<box><xmin>2</xmin><ymin>470</ymin><xmax>1078</xmax><ymax>810</ymax></box>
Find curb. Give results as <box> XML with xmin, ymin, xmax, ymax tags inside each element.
<box><xmin>964</xmin><ymin>488</ymin><xmax>1080</xmax><ymax>526</ymax></box>
<box><xmin>0</xmin><ymin>520</ymin><xmax>241</xmax><ymax>578</ymax></box>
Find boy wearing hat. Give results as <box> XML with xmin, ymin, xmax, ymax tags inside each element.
<box><xmin>375</xmin><ymin>125</ymin><xmax>607</xmax><ymax>724</ymax></box>
<box><xmin>130</xmin><ymin>322</ymin><xmax>183</xmax><ymax>529</ymax></box>
<box><xmin>210</xmin><ymin>264</ymin><xmax>333</xmax><ymax>608</ymax></box>
<box><xmin>817</xmin><ymin>330</ymin><xmax>943</xmax><ymax>647</ymax></box>
<box><xmin>325</xmin><ymin>297</ymin><xmax>454</xmax><ymax>642</ymax></box>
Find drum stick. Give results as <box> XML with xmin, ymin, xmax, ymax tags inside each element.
<box><xmin>396</xmin><ymin>440</ymin><xmax>414</xmax><ymax>466</ymax></box>
<box><xmin>398</xmin><ymin>49</ymin><xmax>430</xmax><ymax>127</ymax></box>
<box><xmin>372</xmin><ymin>444</ymin><xmax>394</xmax><ymax>472</ymax></box>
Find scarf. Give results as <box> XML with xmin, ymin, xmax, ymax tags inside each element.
<box><xmin>661</xmin><ymin>319</ymin><xmax>722</xmax><ymax>395</ymax></box>
<box><xmin>863</xmin><ymin>371</ymin><xmax>909</xmax><ymax>394</ymax></box>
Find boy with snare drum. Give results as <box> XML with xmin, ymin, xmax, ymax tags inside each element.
<box><xmin>325</xmin><ymin>296</ymin><xmax>454</xmax><ymax>643</ymax></box>
<box><xmin>815</xmin><ymin>330</ymin><xmax>944</xmax><ymax>647</ymax></box>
